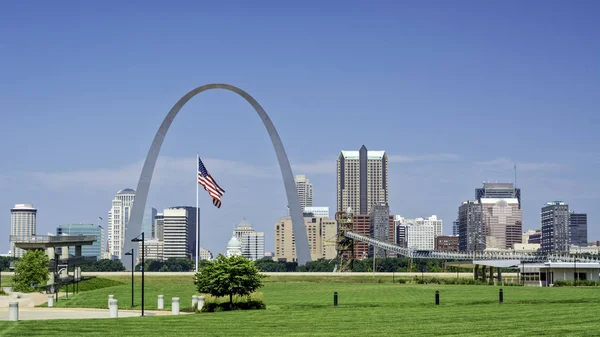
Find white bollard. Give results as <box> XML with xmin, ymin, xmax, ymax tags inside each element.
<box><xmin>157</xmin><ymin>295</ymin><xmax>164</xmax><ymax>310</ymax></box>
<box><xmin>108</xmin><ymin>294</ymin><xmax>114</xmax><ymax>309</ymax></box>
<box><xmin>197</xmin><ymin>296</ymin><xmax>205</xmax><ymax>311</ymax></box>
<box><xmin>109</xmin><ymin>299</ymin><xmax>118</xmax><ymax>318</ymax></box>
<box><xmin>48</xmin><ymin>295</ymin><xmax>54</xmax><ymax>307</ymax></box>
<box><xmin>192</xmin><ymin>295</ymin><xmax>198</xmax><ymax>309</ymax></box>
<box><xmin>172</xmin><ymin>297</ymin><xmax>180</xmax><ymax>315</ymax></box>
<box><xmin>8</xmin><ymin>302</ymin><xmax>18</xmax><ymax>321</ymax></box>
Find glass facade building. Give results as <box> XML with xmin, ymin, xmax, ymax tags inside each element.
<box><xmin>57</xmin><ymin>224</ymin><xmax>103</xmax><ymax>260</ymax></box>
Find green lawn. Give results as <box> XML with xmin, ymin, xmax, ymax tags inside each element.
<box><xmin>2</xmin><ymin>275</ymin><xmax>600</xmax><ymax>336</ymax></box>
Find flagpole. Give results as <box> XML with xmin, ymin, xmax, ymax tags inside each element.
<box><xmin>196</xmin><ymin>153</ymin><xmax>200</xmax><ymax>272</ymax></box>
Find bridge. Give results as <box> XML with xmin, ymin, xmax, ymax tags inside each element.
<box><xmin>334</xmin><ymin>211</ymin><xmax>598</xmax><ymax>273</ymax></box>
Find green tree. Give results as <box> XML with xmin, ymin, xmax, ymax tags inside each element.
<box><xmin>81</xmin><ymin>259</ymin><xmax>125</xmax><ymax>272</ymax></box>
<box><xmin>195</xmin><ymin>254</ymin><xmax>265</xmax><ymax>308</ymax></box>
<box><xmin>13</xmin><ymin>250</ymin><xmax>49</xmax><ymax>292</ymax></box>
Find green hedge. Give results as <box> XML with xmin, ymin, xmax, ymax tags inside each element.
<box><xmin>199</xmin><ymin>293</ymin><xmax>266</xmax><ymax>312</ymax></box>
<box><xmin>554</xmin><ymin>280</ymin><xmax>599</xmax><ymax>287</ymax></box>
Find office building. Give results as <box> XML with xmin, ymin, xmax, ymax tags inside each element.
<box><xmin>396</xmin><ymin>224</ymin><xmax>408</xmax><ymax>248</ymax></box>
<box><xmin>452</xmin><ymin>220</ymin><xmax>459</xmax><ymax>236</ymax></box>
<box><xmin>200</xmin><ymin>247</ymin><xmax>213</xmax><ymax>261</ymax></box>
<box><xmin>10</xmin><ymin>204</ymin><xmax>37</xmax><ymax>258</ymax></box>
<box><xmin>541</xmin><ymin>201</ymin><xmax>570</xmax><ymax>253</ymax></box>
<box><xmin>476</xmin><ymin>183</ymin><xmax>522</xmax><ymax>250</ymax></box>
<box><xmin>162</xmin><ymin>206</ymin><xmax>198</xmax><ymax>259</ymax></box>
<box><xmin>423</xmin><ymin>215</ymin><xmax>443</xmax><ymax>239</ymax></box>
<box><xmin>407</xmin><ymin>223</ymin><xmax>435</xmax><ymax>251</ymax></box>
<box><xmin>138</xmin><ymin>239</ymin><xmax>164</xmax><ymax>261</ymax></box>
<box><xmin>142</xmin><ymin>207</ymin><xmax>157</xmax><ymax>239</ymax></box>
<box><xmin>337</xmin><ymin>145</ymin><xmax>388</xmax><ymax>214</ymax></box>
<box><xmin>107</xmin><ymin>188</ymin><xmax>135</xmax><ymax>259</ymax></box>
<box><xmin>295</xmin><ymin>175</ymin><xmax>313</xmax><ymax>211</ymax></box>
<box><xmin>242</xmin><ymin>232</ymin><xmax>265</xmax><ymax>261</ymax></box>
<box><xmin>57</xmin><ymin>224</ymin><xmax>104</xmax><ymax>260</ymax></box>
<box><xmin>570</xmin><ymin>212</ymin><xmax>587</xmax><ymax>247</ymax></box>
<box><xmin>274</xmin><ymin>215</ymin><xmax>338</xmax><ymax>262</ymax></box>
<box><xmin>233</xmin><ymin>219</ymin><xmax>265</xmax><ymax>261</ymax></box>
<box><xmin>369</xmin><ymin>203</ymin><xmax>392</xmax><ymax>257</ymax></box>
<box><xmin>304</xmin><ymin>207</ymin><xmax>330</xmax><ymax>218</ymax></box>
<box><xmin>435</xmin><ymin>236</ymin><xmax>459</xmax><ymax>252</ymax></box>
<box><xmin>154</xmin><ymin>213</ymin><xmax>164</xmax><ymax>241</ymax></box>
<box><xmin>528</xmin><ymin>230</ymin><xmax>542</xmax><ymax>244</ymax></box>
<box><xmin>458</xmin><ymin>200</ymin><xmax>484</xmax><ymax>251</ymax></box>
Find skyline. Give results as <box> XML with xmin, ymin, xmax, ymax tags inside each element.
<box><xmin>2</xmin><ymin>1</ymin><xmax>599</xmax><ymax>256</ymax></box>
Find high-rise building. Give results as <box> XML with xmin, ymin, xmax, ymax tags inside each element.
<box><xmin>369</xmin><ymin>203</ymin><xmax>392</xmax><ymax>257</ymax></box>
<box><xmin>541</xmin><ymin>201</ymin><xmax>570</xmax><ymax>253</ymax></box>
<box><xmin>407</xmin><ymin>223</ymin><xmax>435</xmax><ymax>251</ymax></box>
<box><xmin>294</xmin><ymin>175</ymin><xmax>313</xmax><ymax>211</ymax></box>
<box><xmin>458</xmin><ymin>200</ymin><xmax>484</xmax><ymax>252</ymax></box>
<box><xmin>10</xmin><ymin>204</ymin><xmax>37</xmax><ymax>258</ymax></box>
<box><xmin>528</xmin><ymin>230</ymin><xmax>542</xmax><ymax>244</ymax></box>
<box><xmin>138</xmin><ymin>239</ymin><xmax>164</xmax><ymax>261</ymax></box>
<box><xmin>452</xmin><ymin>220</ymin><xmax>459</xmax><ymax>236</ymax></box>
<box><xmin>394</xmin><ymin>215</ymin><xmax>440</xmax><ymax>251</ymax></box>
<box><xmin>142</xmin><ymin>207</ymin><xmax>157</xmax><ymax>239</ymax></box>
<box><xmin>162</xmin><ymin>206</ymin><xmax>198</xmax><ymax>259</ymax></box>
<box><xmin>242</xmin><ymin>232</ymin><xmax>265</xmax><ymax>261</ymax></box>
<box><xmin>476</xmin><ymin>183</ymin><xmax>522</xmax><ymax>250</ymax></box>
<box><xmin>274</xmin><ymin>215</ymin><xmax>337</xmax><ymax>262</ymax></box>
<box><xmin>57</xmin><ymin>224</ymin><xmax>104</xmax><ymax>260</ymax></box>
<box><xmin>107</xmin><ymin>188</ymin><xmax>135</xmax><ymax>259</ymax></box>
<box><xmin>570</xmin><ymin>212</ymin><xmax>587</xmax><ymax>247</ymax></box>
<box><xmin>304</xmin><ymin>207</ymin><xmax>330</xmax><ymax>218</ymax></box>
<box><xmin>233</xmin><ymin>219</ymin><xmax>265</xmax><ymax>261</ymax></box>
<box><xmin>154</xmin><ymin>213</ymin><xmax>164</xmax><ymax>241</ymax></box>
<box><xmin>337</xmin><ymin>145</ymin><xmax>388</xmax><ymax>214</ymax></box>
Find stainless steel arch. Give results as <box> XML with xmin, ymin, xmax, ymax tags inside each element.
<box><xmin>122</xmin><ymin>84</ymin><xmax>311</xmax><ymax>268</ymax></box>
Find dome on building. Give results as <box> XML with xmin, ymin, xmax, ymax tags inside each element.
<box><xmin>227</xmin><ymin>234</ymin><xmax>242</xmax><ymax>249</ymax></box>
<box><xmin>117</xmin><ymin>188</ymin><xmax>136</xmax><ymax>195</ymax></box>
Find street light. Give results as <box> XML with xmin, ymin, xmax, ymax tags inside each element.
<box><xmin>131</xmin><ymin>232</ymin><xmax>145</xmax><ymax>316</ymax></box>
<box><xmin>124</xmin><ymin>249</ymin><xmax>134</xmax><ymax>307</ymax></box>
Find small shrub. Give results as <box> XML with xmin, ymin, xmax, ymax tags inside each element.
<box><xmin>199</xmin><ymin>293</ymin><xmax>266</xmax><ymax>313</ymax></box>
<box><xmin>395</xmin><ymin>279</ymin><xmax>407</xmax><ymax>284</ymax></box>
<box><xmin>555</xmin><ymin>280</ymin><xmax>598</xmax><ymax>287</ymax></box>
<box><xmin>0</xmin><ymin>289</ymin><xmax>7</xmax><ymax>296</ymax></box>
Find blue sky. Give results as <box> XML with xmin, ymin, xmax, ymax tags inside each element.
<box><xmin>1</xmin><ymin>1</ymin><xmax>599</xmax><ymax>256</ymax></box>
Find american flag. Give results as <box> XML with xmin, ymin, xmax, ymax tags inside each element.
<box><xmin>198</xmin><ymin>157</ymin><xmax>225</xmax><ymax>208</ymax></box>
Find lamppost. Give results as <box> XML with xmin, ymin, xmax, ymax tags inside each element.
<box><xmin>124</xmin><ymin>249</ymin><xmax>134</xmax><ymax>307</ymax></box>
<box><xmin>131</xmin><ymin>232</ymin><xmax>145</xmax><ymax>316</ymax></box>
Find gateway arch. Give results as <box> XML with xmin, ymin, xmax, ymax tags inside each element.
<box><xmin>122</xmin><ymin>84</ymin><xmax>311</xmax><ymax>268</ymax></box>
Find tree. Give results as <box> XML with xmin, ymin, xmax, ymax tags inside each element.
<box><xmin>81</xmin><ymin>259</ymin><xmax>125</xmax><ymax>272</ymax></box>
<box><xmin>195</xmin><ymin>254</ymin><xmax>265</xmax><ymax>308</ymax></box>
<box><xmin>13</xmin><ymin>250</ymin><xmax>49</xmax><ymax>292</ymax></box>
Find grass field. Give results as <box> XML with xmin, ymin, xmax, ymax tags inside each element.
<box><xmin>2</xmin><ymin>275</ymin><xmax>600</xmax><ymax>336</ymax></box>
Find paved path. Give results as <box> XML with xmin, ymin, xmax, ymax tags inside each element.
<box><xmin>0</xmin><ymin>307</ymin><xmax>185</xmax><ymax>320</ymax></box>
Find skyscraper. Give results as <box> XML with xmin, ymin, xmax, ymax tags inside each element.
<box><xmin>57</xmin><ymin>224</ymin><xmax>104</xmax><ymax>260</ymax></box>
<box><xmin>337</xmin><ymin>145</ymin><xmax>388</xmax><ymax>214</ymax></box>
<box><xmin>154</xmin><ymin>213</ymin><xmax>164</xmax><ymax>240</ymax></box>
<box><xmin>10</xmin><ymin>204</ymin><xmax>37</xmax><ymax>258</ymax></box>
<box><xmin>369</xmin><ymin>203</ymin><xmax>392</xmax><ymax>258</ymax></box>
<box><xmin>274</xmin><ymin>215</ymin><xmax>337</xmax><ymax>262</ymax></box>
<box><xmin>570</xmin><ymin>211</ymin><xmax>588</xmax><ymax>247</ymax></box>
<box><xmin>107</xmin><ymin>188</ymin><xmax>135</xmax><ymax>259</ymax></box>
<box><xmin>458</xmin><ymin>200</ymin><xmax>484</xmax><ymax>252</ymax></box>
<box><xmin>541</xmin><ymin>201</ymin><xmax>570</xmax><ymax>253</ymax></box>
<box><xmin>477</xmin><ymin>183</ymin><xmax>522</xmax><ymax>250</ymax></box>
<box><xmin>142</xmin><ymin>207</ymin><xmax>157</xmax><ymax>240</ymax></box>
<box><xmin>162</xmin><ymin>206</ymin><xmax>198</xmax><ymax>259</ymax></box>
<box><xmin>233</xmin><ymin>219</ymin><xmax>265</xmax><ymax>261</ymax></box>
<box><xmin>294</xmin><ymin>175</ymin><xmax>313</xmax><ymax>211</ymax></box>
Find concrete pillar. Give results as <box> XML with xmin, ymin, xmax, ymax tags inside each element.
<box><xmin>46</xmin><ymin>247</ymin><xmax>55</xmax><ymax>260</ymax></box>
<box><xmin>109</xmin><ymin>299</ymin><xmax>118</xmax><ymax>318</ymax></box>
<box><xmin>48</xmin><ymin>295</ymin><xmax>54</xmax><ymax>307</ymax></box>
<box><xmin>197</xmin><ymin>296</ymin><xmax>205</xmax><ymax>311</ymax></box>
<box><xmin>498</xmin><ymin>268</ymin><xmax>503</xmax><ymax>283</ymax></box>
<box><xmin>108</xmin><ymin>295</ymin><xmax>114</xmax><ymax>309</ymax></box>
<box><xmin>61</xmin><ymin>246</ymin><xmax>69</xmax><ymax>259</ymax></box>
<box><xmin>8</xmin><ymin>302</ymin><xmax>18</xmax><ymax>321</ymax></box>
<box><xmin>75</xmin><ymin>245</ymin><xmax>82</xmax><ymax>257</ymax></box>
<box><xmin>172</xmin><ymin>297</ymin><xmax>180</xmax><ymax>315</ymax></box>
<box><xmin>157</xmin><ymin>295</ymin><xmax>164</xmax><ymax>309</ymax></box>
<box><xmin>192</xmin><ymin>295</ymin><xmax>198</xmax><ymax>309</ymax></box>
